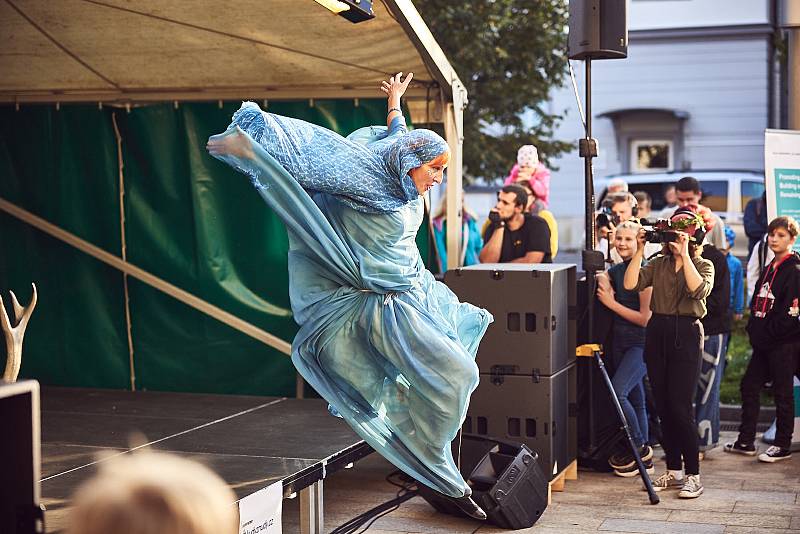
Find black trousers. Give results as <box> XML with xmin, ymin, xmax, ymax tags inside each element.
<box><xmin>738</xmin><ymin>342</ymin><xmax>800</xmax><ymax>449</ymax></box>
<box><xmin>645</xmin><ymin>314</ymin><xmax>704</xmax><ymax>475</ymax></box>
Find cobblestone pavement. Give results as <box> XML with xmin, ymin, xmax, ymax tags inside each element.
<box><xmin>292</xmin><ymin>431</ymin><xmax>800</xmax><ymax>534</ymax></box>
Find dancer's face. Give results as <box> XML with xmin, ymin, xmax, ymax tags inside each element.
<box><xmin>410</xmin><ymin>162</ymin><xmax>446</xmax><ymax>194</ymax></box>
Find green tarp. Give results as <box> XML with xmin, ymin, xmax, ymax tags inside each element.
<box><xmin>0</xmin><ymin>100</ymin><xmax>433</xmax><ymax>396</ymax></box>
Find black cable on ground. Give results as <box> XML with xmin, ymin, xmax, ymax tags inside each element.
<box><xmin>330</xmin><ymin>471</ymin><xmax>418</xmax><ymax>534</ymax></box>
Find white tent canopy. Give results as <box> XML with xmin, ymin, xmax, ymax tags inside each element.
<box><xmin>0</xmin><ymin>0</ymin><xmax>466</xmax><ymax>268</ymax></box>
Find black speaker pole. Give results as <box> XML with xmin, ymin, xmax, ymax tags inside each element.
<box><xmin>577</xmin><ymin>58</ymin><xmax>659</xmax><ymax>505</ymax></box>
<box><xmin>580</xmin><ymin>57</ymin><xmax>601</xmax><ymax>454</ymax></box>
<box><xmin>583</xmin><ymin>58</ymin><xmax>594</xmax><ymax>261</ymax></box>
<box><xmin>582</xmin><ymin>59</ymin><xmax>599</xmax><ymax>336</ymax></box>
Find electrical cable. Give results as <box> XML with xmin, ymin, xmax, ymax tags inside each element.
<box><xmin>567</xmin><ymin>59</ymin><xmax>587</xmax><ymax>130</ymax></box>
<box><xmin>329</xmin><ymin>471</ymin><xmax>418</xmax><ymax>534</ymax></box>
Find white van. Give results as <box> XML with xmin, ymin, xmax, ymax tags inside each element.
<box><xmin>595</xmin><ymin>170</ymin><xmax>765</xmax><ymax>259</ymax></box>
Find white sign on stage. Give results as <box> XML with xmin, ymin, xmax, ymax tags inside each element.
<box><xmin>765</xmin><ymin>129</ymin><xmax>800</xmax><ymax>252</ymax></box>
<box><xmin>238</xmin><ymin>480</ymin><xmax>282</xmax><ymax>534</ymax></box>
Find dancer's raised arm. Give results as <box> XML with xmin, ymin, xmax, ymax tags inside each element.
<box><xmin>207</xmin><ymin>71</ymin><xmax>447</xmax><ymax>214</ymax></box>
<box><xmin>380</xmin><ymin>72</ymin><xmax>412</xmax><ymax>136</ymax></box>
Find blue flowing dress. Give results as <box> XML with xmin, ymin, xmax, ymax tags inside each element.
<box><xmin>208</xmin><ymin>102</ymin><xmax>493</xmax><ymax>497</ymax></box>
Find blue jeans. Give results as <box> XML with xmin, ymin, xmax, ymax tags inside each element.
<box><xmin>695</xmin><ymin>333</ymin><xmax>729</xmax><ymax>450</ymax></box>
<box><xmin>612</xmin><ymin>326</ymin><xmax>649</xmax><ymax>448</ymax></box>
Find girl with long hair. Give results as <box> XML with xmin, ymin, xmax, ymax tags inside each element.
<box><xmin>623</xmin><ymin>206</ymin><xmax>715</xmax><ymax>498</ymax></box>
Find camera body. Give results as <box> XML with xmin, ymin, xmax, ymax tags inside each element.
<box><xmin>641</xmin><ymin>218</ymin><xmax>679</xmax><ymax>244</ymax></box>
<box><xmin>595</xmin><ymin>206</ymin><xmax>619</xmax><ymax>230</ymax></box>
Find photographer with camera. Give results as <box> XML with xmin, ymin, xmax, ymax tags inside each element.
<box><xmin>623</xmin><ymin>206</ymin><xmax>715</xmax><ymax>498</ymax></box>
<box><xmin>480</xmin><ymin>184</ymin><xmax>551</xmax><ymax>264</ymax></box>
<box><xmin>596</xmin><ymin>192</ymin><xmax>660</xmax><ymax>265</ymax></box>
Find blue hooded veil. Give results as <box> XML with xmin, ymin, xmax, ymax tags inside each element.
<box><xmin>208</xmin><ymin>102</ymin><xmax>492</xmax><ymax>497</ymax></box>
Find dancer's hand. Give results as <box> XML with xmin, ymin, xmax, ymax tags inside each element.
<box><xmin>381</xmin><ymin>72</ymin><xmax>413</xmax><ymax>102</ymax></box>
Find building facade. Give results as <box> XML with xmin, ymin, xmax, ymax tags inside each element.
<box><xmin>468</xmin><ymin>0</ymin><xmax>779</xmax><ymax>250</ymax></box>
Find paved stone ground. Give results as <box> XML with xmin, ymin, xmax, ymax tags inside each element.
<box><xmin>284</xmin><ymin>431</ymin><xmax>800</xmax><ymax>534</ymax></box>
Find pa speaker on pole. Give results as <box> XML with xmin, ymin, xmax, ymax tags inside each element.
<box><xmin>568</xmin><ymin>0</ymin><xmax>628</xmax><ymax>60</ymax></box>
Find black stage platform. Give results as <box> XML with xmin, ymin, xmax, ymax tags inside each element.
<box><xmin>39</xmin><ymin>387</ymin><xmax>373</xmax><ymax>533</ymax></box>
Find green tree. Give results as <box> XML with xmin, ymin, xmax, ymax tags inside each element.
<box><xmin>413</xmin><ymin>0</ymin><xmax>573</xmax><ymax>182</ymax></box>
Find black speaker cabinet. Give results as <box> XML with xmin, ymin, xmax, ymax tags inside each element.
<box><xmin>0</xmin><ymin>380</ymin><xmax>44</xmax><ymax>534</ymax></box>
<box><xmin>445</xmin><ymin>264</ymin><xmax>576</xmax><ymax>376</ymax></box>
<box><xmin>419</xmin><ymin>436</ymin><xmax>548</xmax><ymax>530</ymax></box>
<box><xmin>568</xmin><ymin>0</ymin><xmax>628</xmax><ymax>60</ymax></box>
<box><xmin>464</xmin><ymin>363</ymin><xmax>577</xmax><ymax>479</ymax></box>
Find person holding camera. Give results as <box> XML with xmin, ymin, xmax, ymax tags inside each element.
<box><xmin>480</xmin><ymin>184</ymin><xmax>551</xmax><ymax>264</ymax></box>
<box><xmin>510</xmin><ymin>178</ymin><xmax>559</xmax><ymax>260</ymax></box>
<box><xmin>624</xmin><ymin>206</ymin><xmax>715</xmax><ymax>498</ymax></box>
<box><xmin>596</xmin><ymin>192</ymin><xmax>660</xmax><ymax>265</ymax></box>
<box><xmin>596</xmin><ymin>220</ymin><xmax>654</xmax><ymax>476</ymax></box>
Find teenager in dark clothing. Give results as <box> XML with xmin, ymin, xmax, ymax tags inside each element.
<box><xmin>695</xmin><ymin>243</ymin><xmax>731</xmax><ymax>455</ymax></box>
<box><xmin>624</xmin><ymin>205</ymin><xmax>715</xmax><ymax>498</ymax></box>
<box><xmin>725</xmin><ymin>216</ymin><xmax>800</xmax><ymax>463</ymax></box>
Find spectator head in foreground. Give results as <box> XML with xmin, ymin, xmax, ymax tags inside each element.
<box><xmin>67</xmin><ymin>450</ymin><xmax>237</xmax><ymax>534</ymax></box>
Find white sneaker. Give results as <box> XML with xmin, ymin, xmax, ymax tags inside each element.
<box><xmin>758</xmin><ymin>446</ymin><xmax>792</xmax><ymax>463</ymax></box>
<box><xmin>645</xmin><ymin>471</ymin><xmax>683</xmax><ymax>492</ymax></box>
<box><xmin>678</xmin><ymin>474</ymin><xmax>704</xmax><ymax>498</ymax></box>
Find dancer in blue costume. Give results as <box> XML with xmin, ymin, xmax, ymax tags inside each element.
<box><xmin>206</xmin><ymin>73</ymin><xmax>492</xmax><ymax>518</ymax></box>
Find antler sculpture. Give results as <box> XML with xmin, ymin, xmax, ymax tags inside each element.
<box><xmin>1</xmin><ymin>283</ymin><xmax>37</xmax><ymax>383</ymax></box>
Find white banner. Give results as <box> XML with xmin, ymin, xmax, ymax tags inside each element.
<box><xmin>765</xmin><ymin>129</ymin><xmax>800</xmax><ymax>252</ymax></box>
<box><xmin>238</xmin><ymin>480</ymin><xmax>282</xmax><ymax>534</ymax></box>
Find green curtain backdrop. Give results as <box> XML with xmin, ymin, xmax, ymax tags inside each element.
<box><xmin>0</xmin><ymin>100</ymin><xmax>433</xmax><ymax>396</ymax></box>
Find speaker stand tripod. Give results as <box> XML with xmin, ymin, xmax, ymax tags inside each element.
<box><xmin>577</xmin><ymin>344</ymin><xmax>659</xmax><ymax>504</ymax></box>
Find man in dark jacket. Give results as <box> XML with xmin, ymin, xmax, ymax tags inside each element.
<box><xmin>696</xmin><ymin>242</ymin><xmax>731</xmax><ymax>455</ymax></box>
<box><xmin>725</xmin><ymin>216</ymin><xmax>800</xmax><ymax>462</ymax></box>
<box><xmin>743</xmin><ymin>191</ymin><xmax>768</xmax><ymax>255</ymax></box>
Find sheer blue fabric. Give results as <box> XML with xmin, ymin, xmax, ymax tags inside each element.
<box><xmin>208</xmin><ymin>102</ymin><xmax>492</xmax><ymax>497</ymax></box>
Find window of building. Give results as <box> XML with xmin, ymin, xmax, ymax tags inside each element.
<box><xmin>630</xmin><ymin>140</ymin><xmax>674</xmax><ymax>172</ymax></box>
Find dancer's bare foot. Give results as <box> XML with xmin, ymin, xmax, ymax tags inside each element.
<box><xmin>451</xmin><ymin>494</ymin><xmax>487</xmax><ymax>520</ymax></box>
<box><xmin>206</xmin><ymin>128</ymin><xmax>255</xmax><ymax>160</ymax></box>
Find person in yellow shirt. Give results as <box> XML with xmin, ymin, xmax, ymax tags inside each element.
<box><xmin>515</xmin><ymin>179</ymin><xmax>558</xmax><ymax>260</ymax></box>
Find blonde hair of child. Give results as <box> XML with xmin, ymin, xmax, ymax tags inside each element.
<box><xmin>67</xmin><ymin>451</ymin><xmax>237</xmax><ymax>534</ymax></box>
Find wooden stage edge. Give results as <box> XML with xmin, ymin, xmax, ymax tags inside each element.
<box><xmin>547</xmin><ymin>459</ymin><xmax>578</xmax><ymax>505</ymax></box>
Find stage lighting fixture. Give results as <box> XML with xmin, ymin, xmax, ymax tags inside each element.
<box><xmin>314</xmin><ymin>0</ymin><xmax>375</xmax><ymax>23</ymax></box>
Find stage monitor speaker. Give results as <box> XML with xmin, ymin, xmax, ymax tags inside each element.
<box><xmin>465</xmin><ymin>363</ymin><xmax>576</xmax><ymax>479</ymax></box>
<box><xmin>418</xmin><ymin>435</ymin><xmax>548</xmax><ymax>530</ymax></box>
<box><xmin>568</xmin><ymin>0</ymin><xmax>628</xmax><ymax>60</ymax></box>
<box><xmin>444</xmin><ymin>264</ymin><xmax>576</xmax><ymax>376</ymax></box>
<box><xmin>0</xmin><ymin>380</ymin><xmax>44</xmax><ymax>534</ymax></box>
